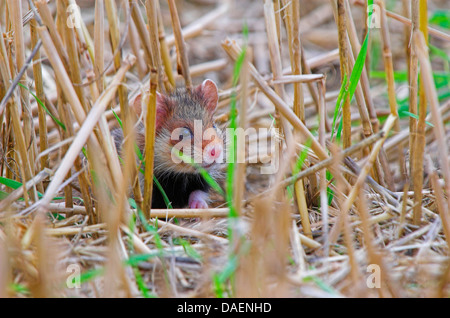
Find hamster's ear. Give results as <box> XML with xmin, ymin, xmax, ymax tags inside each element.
<box><xmin>195</xmin><ymin>79</ymin><xmax>218</xmax><ymax>112</ymax></box>
<box><xmin>131</xmin><ymin>93</ymin><xmax>144</xmax><ymax>117</ymax></box>
<box><xmin>131</xmin><ymin>91</ymin><xmax>170</xmax><ymax>131</ymax></box>
<box><xmin>155</xmin><ymin>92</ymin><xmax>171</xmax><ymax>131</ymax></box>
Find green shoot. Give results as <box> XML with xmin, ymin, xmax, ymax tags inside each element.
<box><xmin>173</xmin><ymin>150</ymin><xmax>224</xmax><ymax>196</ymax></box>
<box><xmin>18</xmin><ymin>82</ymin><xmax>66</xmax><ymax>131</ymax></box>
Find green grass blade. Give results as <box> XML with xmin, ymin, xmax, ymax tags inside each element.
<box><xmin>226</xmin><ymin>23</ymin><xmax>248</xmax><ymax>220</ymax></box>
<box><xmin>429</xmin><ymin>10</ymin><xmax>450</xmax><ymax>29</ymax></box>
<box><xmin>18</xmin><ymin>82</ymin><xmax>66</xmax><ymax>131</ymax></box>
<box><xmin>0</xmin><ymin>176</ymin><xmax>23</xmax><ymax>190</ymax></box>
<box><xmin>174</xmin><ymin>150</ymin><xmax>224</xmax><ymax>196</ymax></box>
<box><xmin>331</xmin><ymin>73</ymin><xmax>348</xmax><ymax>142</ymax></box>
<box><xmin>333</xmin><ymin>1</ymin><xmax>373</xmax><ymax>144</ymax></box>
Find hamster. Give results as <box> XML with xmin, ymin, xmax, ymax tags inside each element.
<box><xmin>112</xmin><ymin>79</ymin><xmax>225</xmax><ymax>209</ymax></box>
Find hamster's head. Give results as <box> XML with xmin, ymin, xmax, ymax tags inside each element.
<box><xmin>132</xmin><ymin>79</ymin><xmax>224</xmax><ymax>177</ymax></box>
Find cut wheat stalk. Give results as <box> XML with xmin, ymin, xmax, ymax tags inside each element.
<box><xmin>290</xmin><ymin>0</ymin><xmax>312</xmax><ymax>239</ymax></box>
<box><xmin>177</xmin><ymin>59</ymin><xmax>228</xmax><ymax>80</ymax></box>
<box><xmin>61</xmin><ymin>0</ymin><xmax>87</xmax><ymax>111</ymax></box>
<box><xmin>304</xmin><ymin>48</ymin><xmax>340</xmax><ymax>70</ymax></box>
<box><xmin>167</xmin><ymin>0</ymin><xmax>192</xmax><ymax>90</ymax></box>
<box><xmin>352</xmin><ymin>0</ymin><xmax>450</xmax><ymax>41</ymax></box>
<box><xmin>249</xmin><ymin>128</ymin><xmax>386</xmax><ymax>202</ymax></box>
<box><xmin>0</xmin><ymin>229</ymin><xmax>9</xmax><ymax>297</ymax></box>
<box><xmin>105</xmin><ymin>0</ymin><xmax>144</xmax><ymax>210</ymax></box>
<box><xmin>426</xmin><ymin>156</ymin><xmax>450</xmax><ymax>251</ymax></box>
<box><xmin>385</xmin><ymin>101</ymin><xmax>450</xmax><ymax>153</ymax></box>
<box><xmin>0</xmin><ymin>41</ymin><xmax>36</xmax><ymax>204</ymax></box>
<box><xmin>343</xmin><ymin>0</ymin><xmax>378</xmax><ymax>135</ymax></box>
<box><xmin>45</xmin><ymin>223</ymin><xmax>107</xmax><ymax>237</ymax></box>
<box><xmin>264</xmin><ymin>1</ymin><xmax>309</xmax><ymax>241</ymax></box>
<box><xmin>233</xmin><ymin>49</ymin><xmax>251</xmax><ymax>217</ymax></box>
<box><xmin>30</xmin><ymin>18</ymin><xmax>48</xmax><ymax>190</ymax></box>
<box><xmin>0</xmin><ymin>168</ymin><xmax>51</xmax><ymax>214</ymax></box>
<box><xmin>318</xmin><ymin>79</ymin><xmax>330</xmax><ymax>250</ymax></box>
<box><xmin>37</xmin><ymin>54</ymin><xmax>135</xmax><ymax>211</ymax></box>
<box><xmin>402</xmin><ymin>0</ymin><xmax>411</xmax><ymax>87</ymax></box>
<box><xmin>385</xmin><ymin>6</ymin><xmax>450</xmax><ymax>41</ymax></box>
<box><xmin>408</xmin><ymin>0</ymin><xmax>419</xmax><ymax>181</ymax></box>
<box><xmin>55</xmin><ymin>2</ymin><xmax>75</xmax><ymax>210</ymax></box>
<box><xmin>334</xmin><ymin>0</ymin><xmax>351</xmax><ymax>149</ymax></box>
<box><xmin>7</xmin><ymin>0</ymin><xmax>34</xmax><ymax>152</ymax></box>
<box><xmin>46</xmin><ymin>203</ymin><xmax>230</xmax><ymax>219</ymax></box>
<box><xmin>34</xmin><ymin>0</ymin><xmax>70</xmax><ymax>72</ymax></box>
<box><xmin>356</xmin><ymin>193</ymin><xmax>402</xmax><ymax>297</ymax></box>
<box><xmin>36</xmin><ymin>26</ymin><xmax>87</xmax><ymax>127</ymax></box>
<box><xmin>281</xmin><ymin>0</ymin><xmax>330</xmax><ymax>132</ymax></box>
<box><xmin>331</xmin><ymin>0</ymin><xmax>389</xmax><ymax>189</ymax></box>
<box><xmin>94</xmin><ymin>0</ymin><xmax>105</xmax><ymax>93</ymax></box>
<box><xmin>142</xmin><ymin>71</ymin><xmax>158</xmax><ymax>218</ymax></box>
<box><xmin>156</xmin><ymin>219</ymin><xmax>228</xmax><ymax>244</ymax></box>
<box><xmin>165</xmin><ymin>1</ymin><xmax>230</xmax><ymax>48</ymax></box>
<box><xmin>156</xmin><ymin>1</ymin><xmax>175</xmax><ymax>91</ymax></box>
<box><xmin>145</xmin><ymin>0</ymin><xmax>164</xmax><ymax>91</ymax></box>
<box><xmin>414</xmin><ymin>31</ymin><xmax>450</xmax><ymax>223</ymax></box>
<box><xmin>288</xmin><ymin>0</ymin><xmax>304</xmax><ymax>121</ymax></box>
<box><xmin>411</xmin><ymin>0</ymin><xmax>429</xmax><ymax>226</ymax></box>
<box><xmin>67</xmin><ymin>0</ymin><xmax>95</xmax><ymax>65</ymax></box>
<box><xmin>301</xmin><ymin>46</ymin><xmax>332</xmax><ymax>132</ymax></box>
<box><xmin>329</xmin><ymin>144</ymin><xmax>361</xmax><ymax>289</ymax></box>
<box><xmin>377</xmin><ymin>0</ymin><xmax>404</xmax><ymax>173</ymax></box>
<box><xmin>222</xmin><ymin>39</ymin><xmax>329</xmax><ymax>161</ymax></box>
<box><xmin>105</xmin><ymin>0</ymin><xmax>132</xmax><ymax>130</ymax></box>
<box><xmin>59</xmin><ymin>1</ymin><xmax>98</xmax><ymax>215</ymax></box>
<box><xmin>271</xmin><ymin>74</ymin><xmax>325</xmax><ymax>84</ymax></box>
<box><xmin>328</xmin><ymin>114</ymin><xmax>397</xmax><ymax>244</ymax></box>
<box><xmin>129</xmin><ymin>0</ymin><xmax>153</xmax><ymax>67</ymax></box>
<box><xmin>129</xmin><ymin>17</ymin><xmax>147</xmax><ymax>79</ymax></box>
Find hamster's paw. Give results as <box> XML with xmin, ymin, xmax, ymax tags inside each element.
<box><xmin>188</xmin><ymin>190</ymin><xmax>209</xmax><ymax>209</ymax></box>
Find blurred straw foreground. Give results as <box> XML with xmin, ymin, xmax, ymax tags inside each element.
<box><xmin>0</xmin><ymin>0</ymin><xmax>449</xmax><ymax>298</ymax></box>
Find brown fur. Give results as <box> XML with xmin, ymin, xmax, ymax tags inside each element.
<box><xmin>127</xmin><ymin>80</ymin><xmax>225</xmax><ymax>208</ymax></box>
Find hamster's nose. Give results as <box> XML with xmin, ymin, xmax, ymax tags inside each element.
<box><xmin>210</xmin><ymin>143</ymin><xmax>222</xmax><ymax>159</ymax></box>
<box><xmin>204</xmin><ymin>142</ymin><xmax>223</xmax><ymax>162</ymax></box>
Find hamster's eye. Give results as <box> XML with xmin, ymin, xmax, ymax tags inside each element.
<box><xmin>179</xmin><ymin>127</ymin><xmax>192</xmax><ymax>141</ymax></box>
